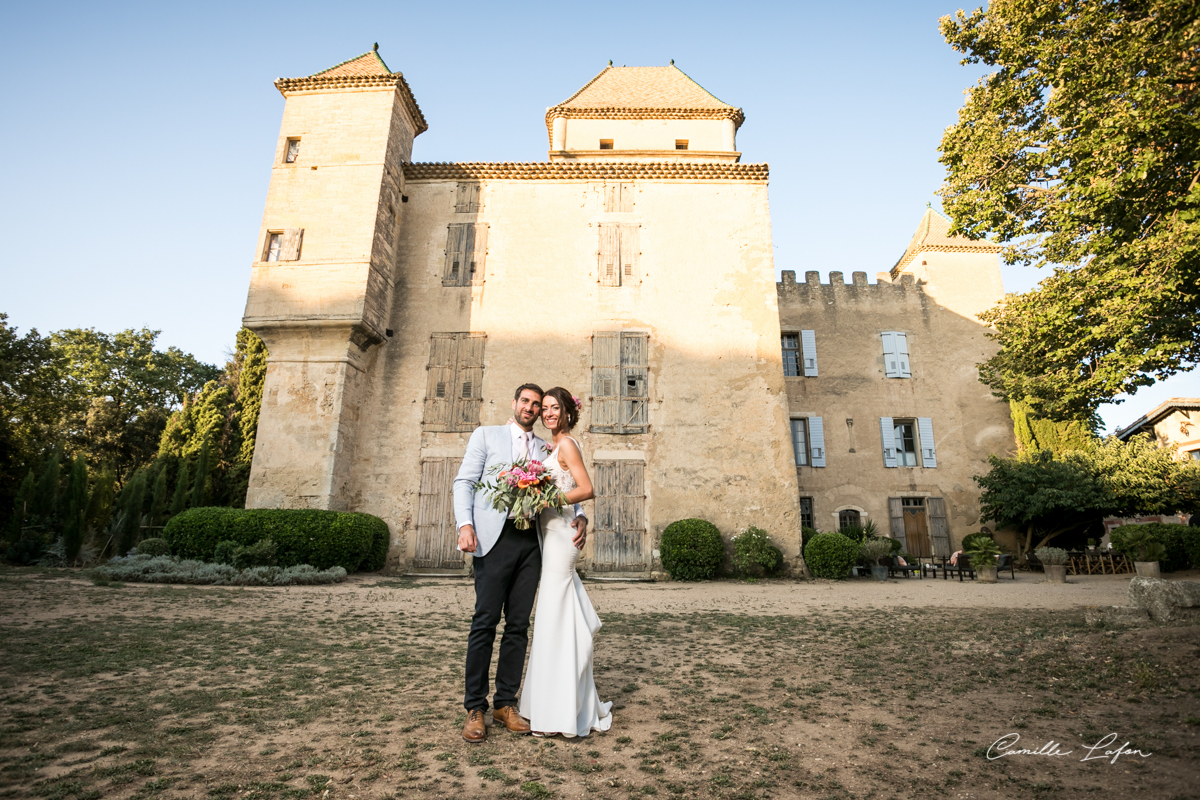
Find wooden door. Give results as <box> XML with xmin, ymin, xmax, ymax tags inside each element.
<box><xmin>591</xmin><ymin>460</ymin><xmax>647</xmax><ymax>572</ymax></box>
<box><xmin>903</xmin><ymin>507</ymin><xmax>931</xmax><ymax>558</ymax></box>
<box><xmin>414</xmin><ymin>457</ymin><xmax>464</xmax><ymax>570</ymax></box>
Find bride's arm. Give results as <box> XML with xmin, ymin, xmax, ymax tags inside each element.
<box><xmin>557</xmin><ymin>438</ymin><xmax>594</xmax><ymax>504</ymax></box>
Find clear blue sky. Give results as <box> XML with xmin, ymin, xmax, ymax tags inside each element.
<box><xmin>2</xmin><ymin>0</ymin><xmax>1194</xmax><ymax>433</ymax></box>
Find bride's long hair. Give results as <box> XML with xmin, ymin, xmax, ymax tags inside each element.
<box><xmin>543</xmin><ymin>387</ymin><xmax>580</xmax><ymax>432</ymax></box>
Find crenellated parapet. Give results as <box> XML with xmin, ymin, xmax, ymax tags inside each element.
<box><xmin>777</xmin><ymin>269</ymin><xmax>928</xmax><ymax>307</ymax></box>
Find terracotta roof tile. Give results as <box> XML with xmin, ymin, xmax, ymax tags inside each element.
<box><xmin>892</xmin><ymin>207</ymin><xmax>1000</xmax><ymax>274</ymax></box>
<box><xmin>313</xmin><ymin>49</ymin><xmax>392</xmax><ymax>78</ymax></box>
<box><xmin>403</xmin><ymin>161</ymin><xmax>767</xmax><ymax>182</ymax></box>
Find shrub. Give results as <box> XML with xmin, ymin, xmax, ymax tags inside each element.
<box><xmin>860</xmin><ymin>538</ymin><xmax>893</xmax><ymax>565</ymax></box>
<box><xmin>137</xmin><ymin>537</ymin><xmax>172</xmax><ymax>558</ymax></box>
<box><xmin>803</xmin><ymin>532</ymin><xmax>860</xmax><ymax>580</ymax></box>
<box><xmin>92</xmin><ymin>554</ymin><xmax>347</xmax><ymax>586</ymax></box>
<box><xmin>364</xmin><ymin>522</ymin><xmax>389</xmax><ymax>572</ymax></box>
<box><xmin>839</xmin><ymin>525</ymin><xmax>867</xmax><ymax>544</ymax></box>
<box><xmin>660</xmin><ymin>519</ymin><xmax>724</xmax><ymax>581</ymax></box>
<box><xmin>963</xmin><ymin>536</ymin><xmax>1001</xmax><ymax>568</ymax></box>
<box><xmin>801</xmin><ymin>527</ymin><xmax>820</xmax><ymax>549</ymax></box>
<box><xmin>960</xmin><ymin>532</ymin><xmax>994</xmax><ymax>553</ymax></box>
<box><xmin>162</xmin><ymin>507</ymin><xmax>388</xmax><ymax>573</ymax></box>
<box><xmin>1110</xmin><ymin>523</ymin><xmax>1189</xmax><ymax>571</ymax></box>
<box><xmin>1182</xmin><ymin>526</ymin><xmax>1200</xmax><ymax>570</ymax></box>
<box><xmin>233</xmin><ymin>538</ymin><xmax>277</xmax><ymax>569</ymax></box>
<box><xmin>1034</xmin><ymin>546</ymin><xmax>1068</xmax><ymax>566</ymax></box>
<box><xmin>213</xmin><ymin>540</ymin><xmax>237</xmax><ymax>566</ymax></box>
<box><xmin>731</xmin><ymin>526</ymin><xmax>783</xmax><ymax>577</ymax></box>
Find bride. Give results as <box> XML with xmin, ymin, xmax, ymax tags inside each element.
<box><xmin>518</xmin><ymin>386</ymin><xmax>613</xmax><ymax>737</ymax></box>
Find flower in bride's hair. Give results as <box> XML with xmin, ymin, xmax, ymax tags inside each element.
<box><xmin>572</xmin><ymin>395</ymin><xmax>582</xmax><ymax>409</ymax></box>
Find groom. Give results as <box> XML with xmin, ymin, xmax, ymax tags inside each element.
<box><xmin>454</xmin><ymin>383</ymin><xmax>588</xmax><ymax>743</ymax></box>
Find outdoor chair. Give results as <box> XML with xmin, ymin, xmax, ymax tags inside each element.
<box><xmin>996</xmin><ymin>554</ymin><xmax>1016</xmax><ymax>580</ymax></box>
<box><xmin>888</xmin><ymin>556</ymin><xmax>921</xmax><ymax>579</ymax></box>
<box><xmin>943</xmin><ymin>554</ymin><xmax>976</xmax><ymax>581</ymax></box>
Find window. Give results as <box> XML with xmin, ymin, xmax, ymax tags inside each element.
<box><xmin>880</xmin><ymin>416</ymin><xmax>937</xmax><ymax>468</ymax></box>
<box><xmin>454</xmin><ymin>182</ymin><xmax>483</xmax><ymax>213</ymax></box>
<box><xmin>264</xmin><ymin>228</ymin><xmax>302</xmax><ymax>262</ymax></box>
<box><xmin>799</xmin><ymin>497</ymin><xmax>814</xmax><ymax>530</ymax></box>
<box><xmin>423</xmin><ymin>332</ymin><xmax>487</xmax><ymax>432</ymax></box>
<box><xmin>604</xmin><ymin>182</ymin><xmax>634</xmax><ymax>213</ymax></box>
<box><xmin>284</xmin><ymin>138</ymin><xmax>300</xmax><ymax>164</ymax></box>
<box><xmin>443</xmin><ymin>223</ymin><xmax>489</xmax><ymax>286</ymax></box>
<box><xmin>839</xmin><ymin>510</ymin><xmax>861</xmax><ymax>530</ymax></box>
<box><xmin>882</xmin><ymin>332</ymin><xmax>911</xmax><ymax>378</ymax></box>
<box><xmin>1191</xmin><ymin>449</ymin><xmax>1200</xmax><ymax>461</ymax></box>
<box><xmin>599</xmin><ymin>139</ymin><xmax>614</xmax><ymax>150</ymax></box>
<box><xmin>791</xmin><ymin>417</ymin><xmax>826</xmax><ymax>467</ymax></box>
<box><xmin>675</xmin><ymin>139</ymin><xmax>689</xmax><ymax>150</ymax></box>
<box><xmin>414</xmin><ymin>457</ymin><xmax>465</xmax><ymax>569</ymax></box>
<box><xmin>591</xmin><ymin>331</ymin><xmax>648</xmax><ymax>434</ymax></box>
<box><xmin>597</xmin><ymin>224</ymin><xmax>640</xmax><ymax>286</ymax></box>
<box><xmin>592</xmin><ymin>460</ymin><xmax>647</xmax><ymax>571</ymax></box>
<box><xmin>782</xmin><ymin>334</ymin><xmax>800</xmax><ymax>377</ymax></box>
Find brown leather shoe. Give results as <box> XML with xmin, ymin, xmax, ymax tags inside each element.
<box><xmin>462</xmin><ymin>708</ymin><xmax>487</xmax><ymax>743</ymax></box>
<box><xmin>492</xmin><ymin>706</ymin><xmax>531</xmax><ymax>734</ymax></box>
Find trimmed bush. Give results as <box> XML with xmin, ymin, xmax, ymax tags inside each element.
<box><xmin>1182</xmin><ymin>526</ymin><xmax>1200</xmax><ymax>570</ymax></box>
<box><xmin>801</xmin><ymin>527</ymin><xmax>820</xmax><ymax>549</ymax></box>
<box><xmin>137</xmin><ymin>537</ymin><xmax>171</xmax><ymax>557</ymax></box>
<box><xmin>364</xmin><ymin>522</ymin><xmax>389</xmax><ymax>572</ymax></box>
<box><xmin>162</xmin><ymin>507</ymin><xmax>388</xmax><ymax>573</ymax></box>
<box><xmin>804</xmin><ymin>532</ymin><xmax>860</xmax><ymax>580</ymax></box>
<box><xmin>660</xmin><ymin>519</ymin><xmax>724</xmax><ymax>581</ymax></box>
<box><xmin>213</xmin><ymin>540</ymin><xmax>237</xmax><ymax>566</ymax></box>
<box><xmin>1110</xmin><ymin>523</ymin><xmax>1189</xmax><ymax>572</ymax></box>
<box><xmin>92</xmin><ymin>554</ymin><xmax>346</xmax><ymax>586</ymax></box>
<box><xmin>233</xmin><ymin>538</ymin><xmax>277</xmax><ymax>569</ymax></box>
<box><xmin>731</xmin><ymin>526</ymin><xmax>784</xmax><ymax>577</ymax></box>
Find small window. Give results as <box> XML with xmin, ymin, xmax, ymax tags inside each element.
<box><xmin>284</xmin><ymin>138</ymin><xmax>300</xmax><ymax>164</ymax></box>
<box><xmin>839</xmin><ymin>509</ymin><xmax>861</xmax><ymax>531</ymax></box>
<box><xmin>265</xmin><ymin>232</ymin><xmax>282</xmax><ymax>262</ymax></box>
<box><xmin>791</xmin><ymin>419</ymin><xmax>809</xmax><ymax>466</ymax></box>
<box><xmin>675</xmin><ymin>139</ymin><xmax>689</xmax><ymax>150</ymax></box>
<box><xmin>599</xmin><ymin>139</ymin><xmax>614</xmax><ymax>150</ymax></box>
<box><xmin>1192</xmin><ymin>449</ymin><xmax>1200</xmax><ymax>461</ymax></box>
<box><xmin>799</xmin><ymin>497</ymin><xmax>814</xmax><ymax>530</ymax></box>
<box><xmin>894</xmin><ymin>421</ymin><xmax>918</xmax><ymax>467</ymax></box>
<box><xmin>781</xmin><ymin>334</ymin><xmax>800</xmax><ymax>377</ymax></box>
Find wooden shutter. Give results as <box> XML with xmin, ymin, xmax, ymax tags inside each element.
<box><xmin>882</xmin><ymin>332</ymin><xmax>899</xmax><ymax>377</ymax></box>
<box><xmin>455</xmin><ymin>182</ymin><xmax>481</xmax><ymax>213</ymax></box>
<box><xmin>469</xmin><ymin>224</ymin><xmax>488</xmax><ymax>283</ymax></box>
<box><xmin>591</xmin><ymin>332</ymin><xmax>621</xmax><ymax>432</ymax></box>
<box><xmin>808</xmin><ymin>416</ymin><xmax>826</xmax><ymax>467</ymax></box>
<box><xmin>888</xmin><ymin>497</ymin><xmax>907</xmax><ymax>553</ymax></box>
<box><xmin>443</xmin><ymin>224</ymin><xmax>468</xmax><ymax>286</ymax></box>
<box><xmin>598</xmin><ymin>224</ymin><xmax>620</xmax><ymax>286</ymax></box>
<box><xmin>879</xmin><ymin>417</ymin><xmax>897</xmax><ymax>468</ymax></box>
<box><xmin>619</xmin><ymin>224</ymin><xmax>640</xmax><ymax>284</ymax></box>
<box><xmin>414</xmin><ymin>458</ymin><xmax>465</xmax><ymax>569</ymax></box>
<box><xmin>280</xmin><ymin>228</ymin><xmax>304</xmax><ymax>261</ymax></box>
<box><xmin>800</xmin><ymin>330</ymin><xmax>818</xmax><ymax>377</ymax></box>
<box><xmin>916</xmin><ymin>417</ymin><xmax>937</xmax><ymax>467</ymax></box>
<box><xmin>928</xmin><ymin>497</ymin><xmax>951</xmax><ymax>557</ymax></box>
<box><xmin>592</xmin><ymin>461</ymin><xmax>620</xmax><ymax>568</ymax></box>
<box><xmin>423</xmin><ymin>334</ymin><xmax>458</xmax><ymax>431</ymax></box>
<box><xmin>790</xmin><ymin>419</ymin><xmax>808</xmax><ymax>466</ymax></box>
<box><xmin>896</xmin><ymin>333</ymin><xmax>912</xmax><ymax>377</ymax></box>
<box><xmin>620</xmin><ymin>332</ymin><xmax>649</xmax><ymax>432</ymax></box>
<box><xmin>452</xmin><ymin>334</ymin><xmax>487</xmax><ymax>431</ymax></box>
<box><xmin>617</xmin><ymin>460</ymin><xmax>646</xmax><ymax>569</ymax></box>
<box><xmin>604</xmin><ymin>182</ymin><xmax>633</xmax><ymax>212</ymax></box>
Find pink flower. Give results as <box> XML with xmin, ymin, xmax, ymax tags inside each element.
<box><xmin>572</xmin><ymin>395</ymin><xmax>582</xmax><ymax>408</ymax></box>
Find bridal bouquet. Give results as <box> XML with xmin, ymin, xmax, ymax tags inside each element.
<box><xmin>475</xmin><ymin>458</ymin><xmax>568</xmax><ymax>530</ymax></box>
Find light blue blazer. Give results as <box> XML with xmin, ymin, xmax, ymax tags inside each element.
<box><xmin>452</xmin><ymin>424</ymin><xmax>583</xmax><ymax>557</ymax></box>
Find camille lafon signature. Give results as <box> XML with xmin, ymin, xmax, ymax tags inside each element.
<box><xmin>987</xmin><ymin>732</ymin><xmax>1152</xmax><ymax>764</ymax></box>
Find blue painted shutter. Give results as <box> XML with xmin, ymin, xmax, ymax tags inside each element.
<box><xmin>809</xmin><ymin>417</ymin><xmax>826</xmax><ymax>467</ymax></box>
<box><xmin>896</xmin><ymin>333</ymin><xmax>911</xmax><ymax>378</ymax></box>
<box><xmin>880</xmin><ymin>417</ymin><xmax>897</xmax><ymax>468</ymax></box>
<box><xmin>917</xmin><ymin>417</ymin><xmax>937</xmax><ymax>467</ymax></box>
<box><xmin>882</xmin><ymin>333</ymin><xmax>899</xmax><ymax>377</ymax></box>
<box><xmin>800</xmin><ymin>330</ymin><xmax>818</xmax><ymax>377</ymax></box>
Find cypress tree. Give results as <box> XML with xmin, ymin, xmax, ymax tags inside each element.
<box><xmin>169</xmin><ymin>460</ymin><xmax>190</xmax><ymax>518</ymax></box>
<box><xmin>62</xmin><ymin>456</ymin><xmax>89</xmax><ymax>564</ymax></box>
<box><xmin>191</xmin><ymin>441</ymin><xmax>210</xmax><ymax>508</ymax></box>
<box><xmin>7</xmin><ymin>471</ymin><xmax>35</xmax><ymax>538</ymax></box>
<box><xmin>116</xmin><ymin>469</ymin><xmax>147</xmax><ymax>556</ymax></box>
<box><xmin>149</xmin><ymin>466</ymin><xmax>169</xmax><ymax>526</ymax></box>
<box><xmin>32</xmin><ymin>449</ymin><xmax>62</xmax><ymax>518</ymax></box>
<box><xmin>86</xmin><ymin>467</ymin><xmax>116</xmax><ymax>533</ymax></box>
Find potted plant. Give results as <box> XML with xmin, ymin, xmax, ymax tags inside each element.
<box><xmin>1035</xmin><ymin>546</ymin><xmax>1068</xmax><ymax>583</ymax></box>
<box><xmin>963</xmin><ymin>536</ymin><xmax>1001</xmax><ymax>583</ymax></box>
<box><xmin>1110</xmin><ymin>526</ymin><xmax>1167</xmax><ymax>578</ymax></box>
<box><xmin>860</xmin><ymin>538</ymin><xmax>893</xmax><ymax>581</ymax></box>
<box><xmin>1086</xmin><ymin>538</ymin><xmax>1099</xmax><ymax>554</ymax></box>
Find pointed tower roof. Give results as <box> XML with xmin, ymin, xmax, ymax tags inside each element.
<box><xmin>891</xmin><ymin>207</ymin><xmax>1001</xmax><ymax>275</ymax></box>
<box><xmin>544</xmin><ymin>64</ymin><xmax>744</xmax><ymax>145</ymax></box>
<box><xmin>274</xmin><ymin>45</ymin><xmax>428</xmax><ymax>136</ymax></box>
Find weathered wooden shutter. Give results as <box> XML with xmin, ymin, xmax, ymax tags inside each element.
<box><xmin>452</xmin><ymin>334</ymin><xmax>487</xmax><ymax>431</ymax></box>
<box><xmin>617</xmin><ymin>460</ymin><xmax>646</xmax><ymax>568</ymax></box>
<box><xmin>592</xmin><ymin>461</ymin><xmax>620</xmax><ymax>569</ymax></box>
<box><xmin>620</xmin><ymin>332</ymin><xmax>649</xmax><ymax>432</ymax></box>
<box><xmin>455</xmin><ymin>182</ymin><xmax>482</xmax><ymax>213</ymax></box>
<box><xmin>927</xmin><ymin>497</ymin><xmax>951</xmax><ymax>557</ymax></box>
<box><xmin>895</xmin><ymin>333</ymin><xmax>911</xmax><ymax>378</ymax></box>
<box><xmin>888</xmin><ymin>497</ymin><xmax>907</xmax><ymax>552</ymax></box>
<box><xmin>469</xmin><ymin>224</ymin><xmax>488</xmax><ymax>283</ymax></box>
<box><xmin>280</xmin><ymin>228</ymin><xmax>304</xmax><ymax>261</ymax></box>
<box><xmin>591</xmin><ymin>459</ymin><xmax>646</xmax><ymax>572</ymax></box>
<box><xmin>881</xmin><ymin>332</ymin><xmax>899</xmax><ymax>377</ymax></box>
<box><xmin>414</xmin><ymin>458</ymin><xmax>465</xmax><ymax>569</ymax></box>
<box><xmin>604</xmin><ymin>182</ymin><xmax>633</xmax><ymax>213</ymax></box>
<box><xmin>443</xmin><ymin>224</ymin><xmax>468</xmax><ymax>286</ymax></box>
<box><xmin>800</xmin><ymin>330</ymin><xmax>818</xmax><ymax>377</ymax></box>
<box><xmin>808</xmin><ymin>416</ymin><xmax>826</xmax><ymax>467</ymax></box>
<box><xmin>598</xmin><ymin>224</ymin><xmax>620</xmax><ymax>286</ymax></box>
<box><xmin>790</xmin><ymin>419</ymin><xmax>808</xmax><ymax>466</ymax></box>
<box><xmin>916</xmin><ymin>417</ymin><xmax>937</xmax><ymax>467</ymax></box>
<box><xmin>619</xmin><ymin>224</ymin><xmax>640</xmax><ymax>284</ymax></box>
<box><xmin>591</xmin><ymin>332</ymin><xmax>621</xmax><ymax>432</ymax></box>
<box><xmin>423</xmin><ymin>334</ymin><xmax>458</xmax><ymax>431</ymax></box>
<box><xmin>879</xmin><ymin>416</ymin><xmax>897</xmax><ymax>468</ymax></box>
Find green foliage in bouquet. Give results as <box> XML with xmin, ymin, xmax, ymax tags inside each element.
<box><xmin>475</xmin><ymin>458</ymin><xmax>567</xmax><ymax>530</ymax></box>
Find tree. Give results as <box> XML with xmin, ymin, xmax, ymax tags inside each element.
<box><xmin>939</xmin><ymin>0</ymin><xmax>1200</xmax><ymax>420</ymax></box>
<box><xmin>1009</xmin><ymin>400</ymin><xmax>1096</xmax><ymax>455</ymax></box>
<box><xmin>62</xmin><ymin>455</ymin><xmax>88</xmax><ymax>564</ymax></box>
<box><xmin>234</xmin><ymin>329</ymin><xmax>268</xmax><ymax>466</ymax></box>
<box><xmin>191</xmin><ymin>442</ymin><xmax>210</xmax><ymax>508</ymax></box>
<box><xmin>149</xmin><ymin>466</ymin><xmax>168</xmax><ymax>527</ymax></box>
<box><xmin>0</xmin><ymin>314</ymin><xmax>65</xmax><ymax>517</ymax></box>
<box><xmin>169</xmin><ymin>460</ymin><xmax>190</xmax><ymax>518</ymax></box>
<box><xmin>116</xmin><ymin>468</ymin><xmax>147</xmax><ymax>556</ymax></box>
<box><xmin>32</xmin><ymin>448</ymin><xmax>62</xmax><ymax>519</ymax></box>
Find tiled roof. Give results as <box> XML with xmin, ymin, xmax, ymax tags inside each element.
<box><xmin>1115</xmin><ymin>398</ymin><xmax>1200</xmax><ymax>440</ymax></box>
<box><xmin>403</xmin><ymin>161</ymin><xmax>768</xmax><ymax>181</ymax></box>
<box><xmin>545</xmin><ymin>65</ymin><xmax>745</xmax><ymax>145</ymax></box>
<box><xmin>891</xmin><ymin>207</ymin><xmax>1000</xmax><ymax>274</ymax></box>
<box><xmin>274</xmin><ymin>47</ymin><xmax>428</xmax><ymax>135</ymax></box>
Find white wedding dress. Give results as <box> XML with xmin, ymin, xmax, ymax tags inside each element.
<box><xmin>518</xmin><ymin>438</ymin><xmax>613</xmax><ymax>737</ymax></box>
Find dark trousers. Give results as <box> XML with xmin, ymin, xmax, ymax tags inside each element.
<box><xmin>463</xmin><ymin>519</ymin><xmax>541</xmax><ymax>711</ymax></box>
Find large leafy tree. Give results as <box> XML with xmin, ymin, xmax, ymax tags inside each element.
<box><xmin>939</xmin><ymin>0</ymin><xmax>1200</xmax><ymax>420</ymax></box>
<box><xmin>0</xmin><ymin>315</ymin><xmax>65</xmax><ymax>517</ymax></box>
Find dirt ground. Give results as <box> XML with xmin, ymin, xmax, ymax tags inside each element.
<box><xmin>1</xmin><ymin>567</ymin><xmax>1198</xmax><ymax>800</ymax></box>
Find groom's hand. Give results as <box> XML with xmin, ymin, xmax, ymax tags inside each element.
<box><xmin>457</xmin><ymin>524</ymin><xmax>478</xmax><ymax>554</ymax></box>
<box><xmin>571</xmin><ymin>517</ymin><xmax>588</xmax><ymax>550</ymax></box>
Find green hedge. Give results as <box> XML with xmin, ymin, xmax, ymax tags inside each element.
<box><xmin>660</xmin><ymin>519</ymin><xmax>725</xmax><ymax>581</ymax></box>
<box><xmin>1183</xmin><ymin>526</ymin><xmax>1200</xmax><ymax>570</ymax></box>
<box><xmin>162</xmin><ymin>508</ymin><xmax>390</xmax><ymax>573</ymax></box>
<box><xmin>803</xmin><ymin>532</ymin><xmax>860</xmax><ymax>580</ymax></box>
<box><xmin>1110</xmin><ymin>523</ymin><xmax>1190</xmax><ymax>572</ymax></box>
